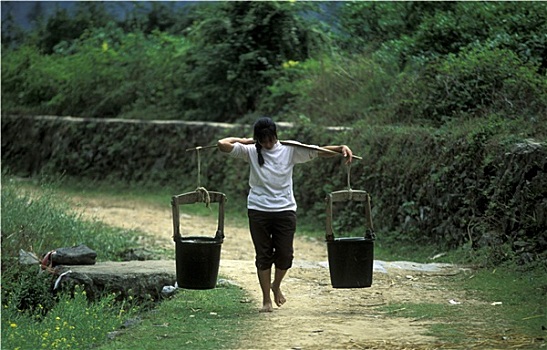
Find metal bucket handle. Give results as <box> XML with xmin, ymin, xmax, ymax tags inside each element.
<box><xmin>171</xmin><ymin>190</ymin><xmax>226</xmax><ymax>242</ymax></box>
<box><xmin>325</xmin><ymin>189</ymin><xmax>375</xmax><ymax>242</ymax></box>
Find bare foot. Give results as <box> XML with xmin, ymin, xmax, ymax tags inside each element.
<box><xmin>260</xmin><ymin>301</ymin><xmax>273</xmax><ymax>313</ymax></box>
<box><xmin>271</xmin><ymin>285</ymin><xmax>286</xmax><ymax>307</ymax></box>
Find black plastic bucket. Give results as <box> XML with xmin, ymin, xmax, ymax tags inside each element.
<box><xmin>327</xmin><ymin>237</ymin><xmax>374</xmax><ymax>288</ymax></box>
<box><xmin>175</xmin><ymin>236</ymin><xmax>222</xmax><ymax>289</ymax></box>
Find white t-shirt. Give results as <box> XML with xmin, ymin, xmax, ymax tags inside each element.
<box><xmin>230</xmin><ymin>141</ymin><xmax>318</xmax><ymax>212</ymax></box>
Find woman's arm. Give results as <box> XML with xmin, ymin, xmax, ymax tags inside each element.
<box><xmin>217</xmin><ymin>137</ymin><xmax>255</xmax><ymax>153</ymax></box>
<box><xmin>319</xmin><ymin>145</ymin><xmax>354</xmax><ymax>164</ymax></box>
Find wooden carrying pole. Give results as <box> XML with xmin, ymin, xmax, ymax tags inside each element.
<box><xmin>186</xmin><ymin>141</ymin><xmax>362</xmax><ymax>160</ymax></box>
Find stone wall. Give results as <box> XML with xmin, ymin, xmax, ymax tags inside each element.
<box><xmin>3</xmin><ymin>115</ymin><xmax>545</xmax><ymax>262</ymax></box>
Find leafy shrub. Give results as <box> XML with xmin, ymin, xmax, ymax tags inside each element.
<box><xmin>0</xmin><ymin>179</ymin><xmax>139</xmax><ymax>261</ymax></box>
<box><xmin>264</xmin><ymin>54</ymin><xmax>397</xmax><ymax>126</ymax></box>
<box><xmin>367</xmin><ymin>2</ymin><xmax>547</xmax><ymax>71</ymax></box>
<box><xmin>49</xmin><ymin>27</ymin><xmax>190</xmax><ymax>119</ymax></box>
<box><xmin>2</xmin><ymin>285</ymin><xmax>137</xmax><ymax>350</ymax></box>
<box><xmin>1</xmin><ymin>26</ymin><xmax>190</xmax><ymax>120</ymax></box>
<box><xmin>3</xmin><ymin>1</ymin><xmax>546</xmax><ymax>124</ymax></box>
<box><xmin>0</xmin><ymin>45</ymin><xmax>62</xmax><ymax>113</ymax></box>
<box><xmin>395</xmin><ymin>47</ymin><xmax>547</xmax><ymax>125</ymax></box>
<box><xmin>337</xmin><ymin>1</ymin><xmax>456</xmax><ymax>54</ymax></box>
<box><xmin>179</xmin><ymin>1</ymin><xmax>322</xmax><ymax>121</ymax></box>
<box><xmin>0</xmin><ymin>179</ymin><xmax>142</xmax><ymax>350</ymax></box>
<box><xmin>1</xmin><ymin>265</ymin><xmax>57</xmax><ymax>317</ymax></box>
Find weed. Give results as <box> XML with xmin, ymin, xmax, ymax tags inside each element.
<box><xmin>1</xmin><ymin>179</ymin><xmax>142</xmax><ymax>349</ymax></box>
<box><xmin>2</xmin><ymin>286</ymin><xmax>139</xmax><ymax>350</ymax></box>
<box><xmin>1</xmin><ymin>178</ymin><xmax>140</xmax><ymax>260</ymax></box>
<box><xmin>96</xmin><ymin>284</ymin><xmax>255</xmax><ymax>350</ymax></box>
<box><xmin>377</xmin><ymin>265</ymin><xmax>546</xmax><ymax>346</ymax></box>
<box><xmin>0</xmin><ymin>178</ymin><xmax>255</xmax><ymax>349</ymax></box>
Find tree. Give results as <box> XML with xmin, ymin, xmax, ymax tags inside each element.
<box><xmin>1</xmin><ymin>5</ymin><xmax>25</xmax><ymax>49</ymax></box>
<box><xmin>37</xmin><ymin>2</ymin><xmax>115</xmax><ymax>54</ymax></box>
<box><xmin>179</xmin><ymin>1</ymin><xmax>322</xmax><ymax>121</ymax></box>
<box><xmin>337</xmin><ymin>2</ymin><xmax>456</xmax><ymax>53</ymax></box>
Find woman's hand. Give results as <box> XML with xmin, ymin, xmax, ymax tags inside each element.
<box><xmin>319</xmin><ymin>144</ymin><xmax>354</xmax><ymax>163</ymax></box>
<box><xmin>341</xmin><ymin>145</ymin><xmax>353</xmax><ymax>164</ymax></box>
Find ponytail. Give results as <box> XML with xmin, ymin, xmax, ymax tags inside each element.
<box><xmin>256</xmin><ymin>143</ymin><xmax>265</xmax><ymax>166</ymax></box>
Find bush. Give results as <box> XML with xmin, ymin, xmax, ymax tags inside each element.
<box><xmin>0</xmin><ymin>45</ymin><xmax>62</xmax><ymax>113</ymax></box>
<box><xmin>48</xmin><ymin>28</ymin><xmax>189</xmax><ymax>119</ymax></box>
<box><xmin>0</xmin><ymin>179</ymin><xmax>142</xmax><ymax>350</ymax></box>
<box><xmin>264</xmin><ymin>54</ymin><xmax>397</xmax><ymax>126</ymax></box>
<box><xmin>290</xmin><ymin>117</ymin><xmax>546</xmax><ymax>267</ymax></box>
<box><xmin>2</xmin><ymin>285</ymin><xmax>138</xmax><ymax>350</ymax></box>
<box><xmin>0</xmin><ymin>178</ymin><xmax>139</xmax><ymax>261</ymax></box>
<box><xmin>376</xmin><ymin>2</ymin><xmax>547</xmax><ymax>72</ymax></box>
<box><xmin>395</xmin><ymin>47</ymin><xmax>547</xmax><ymax>125</ymax></box>
<box><xmin>179</xmin><ymin>1</ymin><xmax>322</xmax><ymax>121</ymax></box>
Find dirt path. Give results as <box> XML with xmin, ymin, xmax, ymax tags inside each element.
<box><xmin>74</xmin><ymin>196</ymin><xmax>468</xmax><ymax>349</ymax></box>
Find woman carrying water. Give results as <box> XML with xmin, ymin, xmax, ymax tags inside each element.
<box><xmin>218</xmin><ymin>117</ymin><xmax>353</xmax><ymax>312</ymax></box>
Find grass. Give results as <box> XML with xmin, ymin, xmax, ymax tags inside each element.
<box><xmin>96</xmin><ymin>286</ymin><xmax>255</xmax><ymax>350</ymax></box>
<box><xmin>0</xmin><ymin>177</ymin><xmax>141</xmax><ymax>261</ymax></box>
<box><xmin>0</xmin><ymin>176</ymin><xmax>254</xmax><ymax>349</ymax></box>
<box><xmin>3</xmin><ymin>176</ymin><xmax>545</xmax><ymax>348</ymax></box>
<box><xmin>2</xmin><ymin>286</ymin><xmax>140</xmax><ymax>350</ymax></box>
<box><xmin>377</xmin><ymin>266</ymin><xmax>546</xmax><ymax>347</ymax></box>
<box><xmin>1</xmin><ymin>178</ymin><xmax>142</xmax><ymax>349</ymax></box>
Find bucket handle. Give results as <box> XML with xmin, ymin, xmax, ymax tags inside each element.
<box><xmin>171</xmin><ymin>190</ymin><xmax>226</xmax><ymax>242</ymax></box>
<box><xmin>325</xmin><ymin>189</ymin><xmax>375</xmax><ymax>242</ymax></box>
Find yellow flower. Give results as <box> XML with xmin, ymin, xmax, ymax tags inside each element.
<box><xmin>10</xmin><ymin>323</ymin><xmax>17</xmax><ymax>328</ymax></box>
<box><xmin>282</xmin><ymin>60</ymin><xmax>299</xmax><ymax>69</ymax></box>
<box><xmin>102</xmin><ymin>41</ymin><xmax>109</xmax><ymax>52</ymax></box>
<box><xmin>55</xmin><ymin>316</ymin><xmax>61</xmax><ymax>320</ymax></box>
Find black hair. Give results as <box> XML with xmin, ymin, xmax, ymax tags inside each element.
<box><xmin>253</xmin><ymin>117</ymin><xmax>277</xmax><ymax>166</ymax></box>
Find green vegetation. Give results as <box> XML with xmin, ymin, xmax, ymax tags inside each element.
<box><xmin>378</xmin><ymin>266</ymin><xmax>546</xmax><ymax>347</ymax></box>
<box><xmin>2</xmin><ymin>285</ymin><xmax>139</xmax><ymax>350</ymax></box>
<box><xmin>1</xmin><ymin>2</ymin><xmax>545</xmax><ymax>346</ymax></box>
<box><xmin>96</xmin><ymin>287</ymin><xmax>255</xmax><ymax>350</ymax></box>
<box><xmin>1</xmin><ymin>179</ymin><xmax>141</xmax><ymax>349</ymax></box>
<box><xmin>2</xmin><ymin>2</ymin><xmax>545</xmax><ymax>126</ymax></box>
<box><xmin>1</xmin><ymin>178</ymin><xmax>253</xmax><ymax>350</ymax></box>
<box><xmin>1</xmin><ymin>178</ymin><xmax>140</xmax><ymax>260</ymax></box>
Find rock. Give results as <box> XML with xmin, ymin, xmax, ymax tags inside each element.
<box><xmin>107</xmin><ymin>331</ymin><xmax>124</xmax><ymax>340</ymax></box>
<box><xmin>161</xmin><ymin>284</ymin><xmax>178</xmax><ymax>297</ymax></box>
<box><xmin>118</xmin><ymin>247</ymin><xmax>156</xmax><ymax>261</ymax></box>
<box><xmin>122</xmin><ymin>317</ymin><xmax>142</xmax><ymax>329</ymax></box>
<box><xmin>19</xmin><ymin>249</ymin><xmax>40</xmax><ymax>265</ymax></box>
<box><xmin>52</xmin><ymin>244</ymin><xmax>97</xmax><ymax>266</ymax></box>
<box><xmin>509</xmin><ymin>139</ymin><xmax>543</xmax><ymax>155</ymax></box>
<box><xmin>56</xmin><ymin>260</ymin><xmax>177</xmax><ymax>302</ymax></box>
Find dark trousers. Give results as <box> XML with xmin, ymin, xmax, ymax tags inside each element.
<box><xmin>248</xmin><ymin>209</ymin><xmax>297</xmax><ymax>271</ymax></box>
